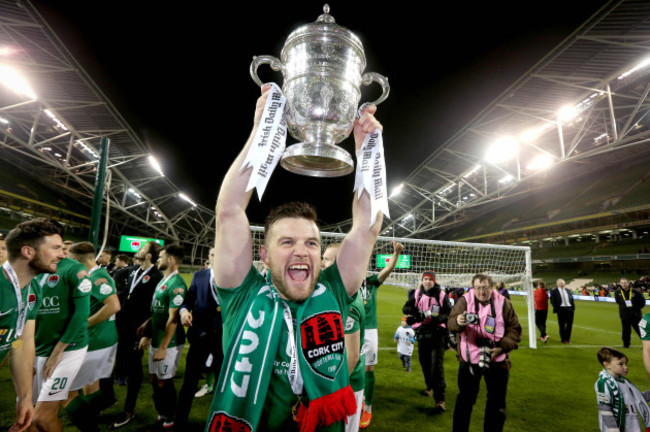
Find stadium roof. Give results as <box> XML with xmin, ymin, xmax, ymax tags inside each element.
<box><xmin>0</xmin><ymin>1</ymin><xmax>649</xmax><ymax>263</ymax></box>
<box><xmin>371</xmin><ymin>0</ymin><xmax>650</xmax><ymax>240</ymax></box>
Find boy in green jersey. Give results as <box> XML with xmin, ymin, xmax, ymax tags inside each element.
<box><xmin>139</xmin><ymin>244</ymin><xmax>186</xmax><ymax>430</ymax></box>
<box><xmin>65</xmin><ymin>242</ymin><xmax>120</xmax><ymax>431</ymax></box>
<box><xmin>2</xmin><ymin>218</ymin><xmax>65</xmax><ymax>432</ymax></box>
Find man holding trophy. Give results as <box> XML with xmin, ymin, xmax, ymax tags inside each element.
<box><xmin>206</xmin><ymin>6</ymin><xmax>390</xmax><ymax>431</ymax></box>
<box><xmin>206</xmin><ymin>79</ymin><xmax>386</xmax><ymax>431</ymax></box>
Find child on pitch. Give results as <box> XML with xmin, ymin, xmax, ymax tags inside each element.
<box><xmin>595</xmin><ymin>347</ymin><xmax>650</xmax><ymax>432</ymax></box>
<box><xmin>394</xmin><ymin>317</ymin><xmax>416</xmax><ymax>372</ymax></box>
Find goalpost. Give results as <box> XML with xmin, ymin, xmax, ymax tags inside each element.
<box><xmin>248</xmin><ymin>227</ymin><xmax>536</xmax><ymax>349</ymax></box>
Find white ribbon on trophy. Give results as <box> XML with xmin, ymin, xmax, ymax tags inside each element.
<box><xmin>354</xmin><ymin>103</ymin><xmax>390</xmax><ymax>226</ymax></box>
<box><xmin>242</xmin><ymin>82</ymin><xmax>288</xmax><ymax>200</ymax></box>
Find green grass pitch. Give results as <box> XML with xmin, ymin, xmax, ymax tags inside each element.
<box><xmin>0</xmin><ymin>284</ymin><xmax>646</xmax><ymax>431</ymax></box>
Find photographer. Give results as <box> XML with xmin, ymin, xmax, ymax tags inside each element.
<box><xmin>402</xmin><ymin>270</ymin><xmax>451</xmax><ymax>414</ymax></box>
<box><xmin>447</xmin><ymin>274</ymin><xmax>522</xmax><ymax>432</ymax></box>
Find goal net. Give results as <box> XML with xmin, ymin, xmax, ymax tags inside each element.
<box><xmin>249</xmin><ymin>227</ymin><xmax>535</xmax><ymax>348</ymax></box>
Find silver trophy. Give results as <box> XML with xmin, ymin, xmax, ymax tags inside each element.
<box><xmin>250</xmin><ymin>4</ymin><xmax>389</xmax><ymax>177</ymax></box>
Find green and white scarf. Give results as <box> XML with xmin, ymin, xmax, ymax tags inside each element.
<box><xmin>596</xmin><ymin>369</ymin><xmax>650</xmax><ymax>430</ymax></box>
<box><xmin>207</xmin><ymin>280</ymin><xmax>355</xmax><ymax>432</ymax></box>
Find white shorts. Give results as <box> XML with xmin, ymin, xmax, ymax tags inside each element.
<box><xmin>33</xmin><ymin>347</ymin><xmax>87</xmax><ymax>403</ymax></box>
<box><xmin>363</xmin><ymin>328</ymin><xmax>378</xmax><ymax>366</ymax></box>
<box><xmin>70</xmin><ymin>344</ymin><xmax>117</xmax><ymax>390</ymax></box>
<box><xmin>148</xmin><ymin>345</ymin><xmax>183</xmax><ymax>379</ymax></box>
<box><xmin>345</xmin><ymin>389</ymin><xmax>364</xmax><ymax>432</ymax></box>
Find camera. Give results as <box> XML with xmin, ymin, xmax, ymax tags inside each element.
<box><xmin>478</xmin><ymin>346</ymin><xmax>491</xmax><ymax>370</ymax></box>
<box><xmin>477</xmin><ymin>339</ymin><xmax>494</xmax><ymax>370</ymax></box>
<box><xmin>465</xmin><ymin>313</ymin><xmax>479</xmax><ymax>325</ymax></box>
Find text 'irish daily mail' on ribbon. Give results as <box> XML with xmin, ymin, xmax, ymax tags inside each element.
<box><xmin>242</xmin><ymin>83</ymin><xmax>288</xmax><ymax>200</ymax></box>
<box><xmin>354</xmin><ymin>103</ymin><xmax>390</xmax><ymax>226</ymax></box>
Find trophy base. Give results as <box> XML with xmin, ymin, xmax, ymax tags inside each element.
<box><xmin>281</xmin><ymin>143</ymin><xmax>354</xmax><ymax>177</ymax></box>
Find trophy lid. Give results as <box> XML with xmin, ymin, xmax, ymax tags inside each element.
<box><xmin>283</xmin><ymin>4</ymin><xmax>365</xmax><ymax>58</ymax></box>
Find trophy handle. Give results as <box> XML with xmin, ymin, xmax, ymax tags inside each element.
<box><xmin>361</xmin><ymin>72</ymin><xmax>390</xmax><ymax>106</ymax></box>
<box><xmin>250</xmin><ymin>55</ymin><xmax>284</xmax><ymax>87</ymax></box>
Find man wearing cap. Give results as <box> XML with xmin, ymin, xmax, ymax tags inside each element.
<box><xmin>402</xmin><ymin>270</ymin><xmax>451</xmax><ymax>414</ymax></box>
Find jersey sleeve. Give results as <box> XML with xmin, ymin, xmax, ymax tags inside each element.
<box><xmin>91</xmin><ymin>272</ymin><xmax>117</xmax><ymax>303</ymax></box>
<box><xmin>68</xmin><ymin>261</ymin><xmax>92</xmax><ymax>298</ymax></box>
<box><xmin>640</xmin><ymin>312</ymin><xmax>650</xmax><ymax>340</ymax></box>
<box><xmin>168</xmin><ymin>276</ymin><xmax>187</xmax><ymax>310</ymax></box>
<box><xmin>320</xmin><ymin>262</ymin><xmax>354</xmax><ymax>307</ymax></box>
<box><xmin>345</xmin><ymin>297</ymin><xmax>362</xmax><ymax>335</ymax></box>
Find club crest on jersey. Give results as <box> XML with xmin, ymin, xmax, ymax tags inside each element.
<box><xmin>300</xmin><ymin>311</ymin><xmax>345</xmax><ymax>380</ymax></box>
<box><xmin>28</xmin><ymin>293</ymin><xmax>37</xmax><ymax>310</ymax></box>
<box><xmin>100</xmin><ymin>284</ymin><xmax>112</xmax><ymax>296</ymax></box>
<box><xmin>207</xmin><ymin>411</ymin><xmax>251</xmax><ymax>432</ymax></box>
<box><xmin>46</xmin><ymin>275</ymin><xmax>59</xmax><ymax>288</ymax></box>
<box><xmin>143</xmin><ymin>275</ymin><xmax>150</xmax><ymax>284</ymax></box>
<box><xmin>78</xmin><ymin>279</ymin><xmax>92</xmax><ymax>294</ymax></box>
<box><xmin>159</xmin><ymin>284</ymin><xmax>167</xmax><ymax>292</ymax></box>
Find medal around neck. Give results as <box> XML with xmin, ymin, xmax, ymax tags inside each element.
<box><xmin>250</xmin><ymin>4</ymin><xmax>390</xmax><ymax>177</ymax></box>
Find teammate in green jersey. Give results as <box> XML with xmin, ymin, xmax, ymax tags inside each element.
<box><xmin>139</xmin><ymin>244</ymin><xmax>186</xmax><ymax>430</ymax></box>
<box><xmin>2</xmin><ymin>218</ymin><xmax>64</xmax><ymax>432</ymax></box>
<box><xmin>32</xmin><ymin>247</ymin><xmax>91</xmax><ymax>432</ymax></box>
<box><xmin>65</xmin><ymin>242</ymin><xmax>120</xmax><ymax>431</ymax></box>
<box><xmin>359</xmin><ymin>240</ymin><xmax>403</xmax><ymax>428</ymax></box>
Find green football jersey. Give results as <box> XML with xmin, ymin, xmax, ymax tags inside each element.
<box><xmin>345</xmin><ymin>294</ymin><xmax>366</xmax><ymax>392</ymax></box>
<box><xmin>35</xmin><ymin>257</ymin><xmax>91</xmax><ymax>357</ymax></box>
<box><xmin>88</xmin><ymin>266</ymin><xmax>118</xmax><ymax>351</ymax></box>
<box><xmin>211</xmin><ymin>264</ymin><xmax>351</xmax><ymax>432</ymax></box>
<box><xmin>0</xmin><ymin>272</ymin><xmax>40</xmax><ymax>364</ymax></box>
<box><xmin>360</xmin><ymin>274</ymin><xmax>382</xmax><ymax>329</ymax></box>
<box><xmin>151</xmin><ymin>272</ymin><xmax>186</xmax><ymax>348</ymax></box>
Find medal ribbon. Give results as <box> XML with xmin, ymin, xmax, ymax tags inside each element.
<box><xmin>242</xmin><ymin>82</ymin><xmax>288</xmax><ymax>200</ymax></box>
<box><xmin>281</xmin><ymin>301</ymin><xmax>304</xmax><ymax>396</ymax></box>
<box><xmin>129</xmin><ymin>265</ymin><xmax>153</xmax><ymax>294</ymax></box>
<box><xmin>3</xmin><ymin>261</ymin><xmax>30</xmax><ymax>338</ymax></box>
<box><xmin>353</xmin><ymin>103</ymin><xmax>390</xmax><ymax>226</ymax></box>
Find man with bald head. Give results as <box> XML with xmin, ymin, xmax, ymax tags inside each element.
<box><xmin>550</xmin><ymin>279</ymin><xmax>575</xmax><ymax>344</ymax></box>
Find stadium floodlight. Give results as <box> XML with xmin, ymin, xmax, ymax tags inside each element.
<box><xmin>499</xmin><ymin>174</ymin><xmax>514</xmax><ymax>184</ymax></box>
<box><xmin>485</xmin><ymin>137</ymin><xmax>517</xmax><ymax>164</ymax></box>
<box><xmin>463</xmin><ymin>165</ymin><xmax>481</xmax><ymax>178</ymax></box>
<box><xmin>148</xmin><ymin>155</ymin><xmax>164</xmax><ymax>177</ymax></box>
<box><xmin>618</xmin><ymin>56</ymin><xmax>650</xmax><ymax>80</ymax></box>
<box><xmin>179</xmin><ymin>193</ymin><xmax>197</xmax><ymax>207</ymax></box>
<box><xmin>0</xmin><ymin>65</ymin><xmax>36</xmax><ymax>99</ymax></box>
<box><xmin>558</xmin><ymin>105</ymin><xmax>579</xmax><ymax>124</ymax></box>
<box><xmin>526</xmin><ymin>154</ymin><xmax>553</xmax><ymax>171</ymax></box>
<box><xmin>390</xmin><ymin>183</ymin><xmax>403</xmax><ymax>198</ymax></box>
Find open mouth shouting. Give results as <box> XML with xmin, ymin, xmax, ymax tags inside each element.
<box><xmin>288</xmin><ymin>263</ymin><xmax>310</xmax><ymax>283</ymax></box>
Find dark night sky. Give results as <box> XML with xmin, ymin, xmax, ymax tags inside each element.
<box><xmin>30</xmin><ymin>1</ymin><xmax>611</xmax><ymax>225</ymax></box>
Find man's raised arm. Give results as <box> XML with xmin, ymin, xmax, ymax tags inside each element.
<box><xmin>336</xmin><ymin>105</ymin><xmax>384</xmax><ymax>297</ymax></box>
<box><xmin>377</xmin><ymin>241</ymin><xmax>404</xmax><ymax>284</ymax></box>
<box><xmin>213</xmin><ymin>87</ymin><xmax>271</xmax><ymax>288</ymax></box>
